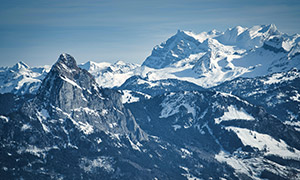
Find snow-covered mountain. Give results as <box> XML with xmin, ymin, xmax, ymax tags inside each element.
<box><xmin>79</xmin><ymin>60</ymin><xmax>140</xmax><ymax>88</ymax></box>
<box><xmin>78</xmin><ymin>24</ymin><xmax>300</xmax><ymax>89</ymax></box>
<box><xmin>1</xmin><ymin>24</ymin><xmax>300</xmax><ymax>179</ymax></box>
<box><xmin>140</xmin><ymin>24</ymin><xmax>300</xmax><ymax>87</ymax></box>
<box><xmin>1</xmin><ymin>53</ymin><xmax>300</xmax><ymax>179</ymax></box>
<box><xmin>0</xmin><ymin>62</ymin><xmax>50</xmax><ymax>95</ymax></box>
<box><xmin>142</xmin><ymin>29</ymin><xmax>216</xmax><ymax>69</ymax></box>
<box><xmin>2</xmin><ymin>24</ymin><xmax>299</xmax><ymax>91</ymax></box>
<box><xmin>216</xmin><ymin>24</ymin><xmax>282</xmax><ymax>49</ymax></box>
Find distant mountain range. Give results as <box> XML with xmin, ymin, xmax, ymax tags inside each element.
<box><xmin>3</xmin><ymin>24</ymin><xmax>299</xmax><ymax>94</ymax></box>
<box><xmin>1</xmin><ymin>24</ymin><xmax>300</xmax><ymax>179</ymax></box>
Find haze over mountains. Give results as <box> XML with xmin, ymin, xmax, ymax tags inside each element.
<box><xmin>1</xmin><ymin>24</ymin><xmax>300</xmax><ymax>179</ymax></box>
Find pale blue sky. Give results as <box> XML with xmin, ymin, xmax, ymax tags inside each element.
<box><xmin>0</xmin><ymin>0</ymin><xmax>299</xmax><ymax>67</ymax></box>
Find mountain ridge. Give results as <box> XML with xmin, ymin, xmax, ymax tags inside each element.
<box><xmin>1</xmin><ymin>24</ymin><xmax>300</xmax><ymax>92</ymax></box>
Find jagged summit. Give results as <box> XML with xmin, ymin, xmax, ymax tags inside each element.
<box><xmin>142</xmin><ymin>24</ymin><xmax>283</xmax><ymax>69</ymax></box>
<box><xmin>36</xmin><ymin>54</ymin><xmax>98</xmax><ymax>113</ymax></box>
<box><xmin>12</xmin><ymin>61</ymin><xmax>29</xmax><ymax>70</ymax></box>
<box><xmin>176</xmin><ymin>29</ymin><xmax>185</xmax><ymax>35</ymax></box>
<box><xmin>174</xmin><ymin>29</ymin><xmax>195</xmax><ymax>38</ymax></box>
<box><xmin>142</xmin><ymin>29</ymin><xmax>203</xmax><ymax>69</ymax></box>
<box><xmin>52</xmin><ymin>53</ymin><xmax>80</xmax><ymax>73</ymax></box>
<box><xmin>59</xmin><ymin>53</ymin><xmax>76</xmax><ymax>64</ymax></box>
<box><xmin>0</xmin><ymin>60</ymin><xmax>49</xmax><ymax>95</ymax></box>
<box><xmin>138</xmin><ymin>24</ymin><xmax>300</xmax><ymax>88</ymax></box>
<box><xmin>260</xmin><ymin>24</ymin><xmax>279</xmax><ymax>34</ymax></box>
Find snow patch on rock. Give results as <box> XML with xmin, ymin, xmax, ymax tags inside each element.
<box><xmin>226</xmin><ymin>126</ymin><xmax>300</xmax><ymax>159</ymax></box>
<box><xmin>215</xmin><ymin>105</ymin><xmax>255</xmax><ymax>124</ymax></box>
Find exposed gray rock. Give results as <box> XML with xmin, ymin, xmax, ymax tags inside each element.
<box><xmin>21</xmin><ymin>53</ymin><xmax>148</xmax><ymax>141</ymax></box>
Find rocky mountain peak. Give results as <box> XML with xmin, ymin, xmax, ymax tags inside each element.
<box><xmin>142</xmin><ymin>30</ymin><xmax>202</xmax><ymax>69</ymax></box>
<box><xmin>35</xmin><ymin>54</ymin><xmax>98</xmax><ymax>112</ymax></box>
<box><xmin>11</xmin><ymin>61</ymin><xmax>29</xmax><ymax>71</ymax></box>
<box><xmin>21</xmin><ymin>53</ymin><xmax>148</xmax><ymax>142</ymax></box>
<box><xmin>174</xmin><ymin>29</ymin><xmax>195</xmax><ymax>38</ymax></box>
<box><xmin>51</xmin><ymin>53</ymin><xmax>80</xmax><ymax>75</ymax></box>
<box><xmin>57</xmin><ymin>53</ymin><xmax>77</xmax><ymax>68</ymax></box>
<box><xmin>260</xmin><ymin>23</ymin><xmax>279</xmax><ymax>35</ymax></box>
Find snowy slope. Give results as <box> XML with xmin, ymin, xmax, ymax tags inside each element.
<box><xmin>216</xmin><ymin>24</ymin><xmax>282</xmax><ymax>49</ymax></box>
<box><xmin>0</xmin><ymin>62</ymin><xmax>50</xmax><ymax>95</ymax></box>
<box><xmin>79</xmin><ymin>60</ymin><xmax>140</xmax><ymax>88</ymax></box>
<box><xmin>120</xmin><ymin>90</ymin><xmax>151</xmax><ymax>104</ymax></box>
<box><xmin>127</xmin><ymin>90</ymin><xmax>300</xmax><ymax>179</ymax></box>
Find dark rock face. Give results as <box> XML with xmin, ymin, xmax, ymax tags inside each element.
<box><xmin>262</xmin><ymin>37</ymin><xmax>288</xmax><ymax>53</ymax></box>
<box><xmin>0</xmin><ymin>93</ymin><xmax>34</xmax><ymax>115</ymax></box>
<box><xmin>21</xmin><ymin>54</ymin><xmax>147</xmax><ymax>139</ymax></box>
<box><xmin>212</xmin><ymin>68</ymin><xmax>300</xmax><ymax>124</ymax></box>
<box><xmin>128</xmin><ymin>90</ymin><xmax>300</xmax><ymax>149</ymax></box>
<box><xmin>126</xmin><ymin>90</ymin><xmax>300</xmax><ymax>179</ymax></box>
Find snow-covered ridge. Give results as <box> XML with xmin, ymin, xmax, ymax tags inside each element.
<box><xmin>139</xmin><ymin>24</ymin><xmax>300</xmax><ymax>87</ymax></box>
<box><xmin>217</xmin><ymin>24</ymin><xmax>282</xmax><ymax>49</ymax></box>
<box><xmin>79</xmin><ymin>60</ymin><xmax>140</xmax><ymax>88</ymax></box>
<box><xmin>226</xmin><ymin>126</ymin><xmax>300</xmax><ymax>159</ymax></box>
<box><xmin>0</xmin><ymin>61</ymin><xmax>50</xmax><ymax>95</ymax></box>
<box><xmin>82</xmin><ymin>24</ymin><xmax>300</xmax><ymax>89</ymax></box>
<box><xmin>143</xmin><ymin>24</ymin><xmax>283</xmax><ymax>69</ymax></box>
<box><xmin>261</xmin><ymin>68</ymin><xmax>300</xmax><ymax>85</ymax></box>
